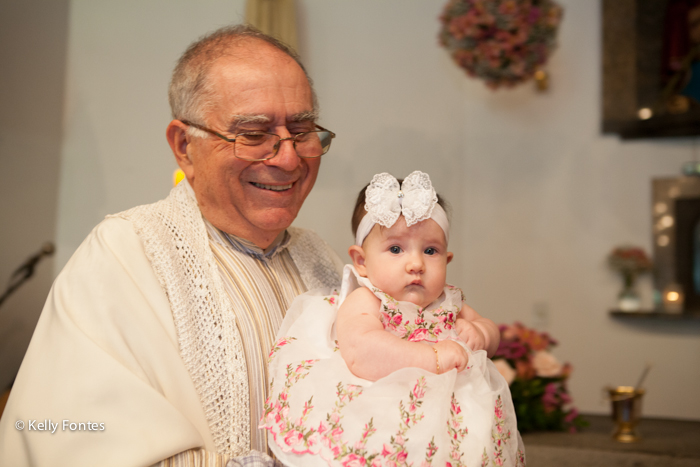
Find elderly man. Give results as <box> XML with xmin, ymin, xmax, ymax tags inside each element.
<box><xmin>0</xmin><ymin>25</ymin><xmax>341</xmax><ymax>466</ymax></box>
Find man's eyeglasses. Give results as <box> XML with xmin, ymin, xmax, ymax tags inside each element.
<box><xmin>180</xmin><ymin>120</ymin><xmax>336</xmax><ymax>162</ymax></box>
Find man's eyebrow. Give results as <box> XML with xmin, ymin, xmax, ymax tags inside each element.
<box><xmin>289</xmin><ymin>110</ymin><xmax>319</xmax><ymax>122</ymax></box>
<box><xmin>228</xmin><ymin>114</ymin><xmax>270</xmax><ymax>129</ymax></box>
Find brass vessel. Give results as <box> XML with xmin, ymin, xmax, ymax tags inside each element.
<box><xmin>608</xmin><ymin>386</ymin><xmax>645</xmax><ymax>442</ymax></box>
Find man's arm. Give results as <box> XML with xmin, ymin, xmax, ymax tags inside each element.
<box><xmin>0</xmin><ymin>218</ymin><xmax>214</xmax><ymax>466</ymax></box>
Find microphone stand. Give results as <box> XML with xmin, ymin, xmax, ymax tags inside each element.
<box><xmin>0</xmin><ymin>242</ymin><xmax>55</xmax><ymax>308</ymax></box>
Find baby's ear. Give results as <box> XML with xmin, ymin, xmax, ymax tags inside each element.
<box><xmin>447</xmin><ymin>252</ymin><xmax>454</xmax><ymax>264</ymax></box>
<box><xmin>348</xmin><ymin>245</ymin><xmax>368</xmax><ymax>276</ymax></box>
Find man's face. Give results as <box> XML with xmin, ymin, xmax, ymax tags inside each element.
<box><xmin>185</xmin><ymin>42</ymin><xmax>320</xmax><ymax>247</ymax></box>
<box><xmin>354</xmin><ymin>216</ymin><xmax>452</xmax><ymax>308</ymax></box>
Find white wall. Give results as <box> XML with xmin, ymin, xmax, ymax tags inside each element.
<box><xmin>46</xmin><ymin>0</ymin><xmax>700</xmax><ymax>420</ymax></box>
<box><xmin>0</xmin><ymin>0</ymin><xmax>69</xmax><ymax>391</ymax></box>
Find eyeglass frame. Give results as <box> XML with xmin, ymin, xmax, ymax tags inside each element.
<box><xmin>179</xmin><ymin>119</ymin><xmax>336</xmax><ymax>162</ymax></box>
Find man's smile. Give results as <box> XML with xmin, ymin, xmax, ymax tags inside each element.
<box><xmin>251</xmin><ymin>182</ymin><xmax>294</xmax><ymax>192</ymax></box>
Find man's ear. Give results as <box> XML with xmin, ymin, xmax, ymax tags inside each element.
<box><xmin>348</xmin><ymin>245</ymin><xmax>368</xmax><ymax>277</ymax></box>
<box><xmin>447</xmin><ymin>252</ymin><xmax>454</xmax><ymax>264</ymax></box>
<box><xmin>166</xmin><ymin>120</ymin><xmax>195</xmax><ymax>182</ymax></box>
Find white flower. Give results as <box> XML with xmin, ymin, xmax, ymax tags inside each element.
<box><xmin>532</xmin><ymin>350</ymin><xmax>563</xmax><ymax>377</ymax></box>
<box><xmin>493</xmin><ymin>359</ymin><xmax>516</xmax><ymax>384</ymax></box>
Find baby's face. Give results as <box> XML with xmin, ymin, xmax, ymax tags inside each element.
<box><xmin>355</xmin><ymin>216</ymin><xmax>452</xmax><ymax>308</ymax></box>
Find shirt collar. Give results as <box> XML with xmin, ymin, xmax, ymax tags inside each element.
<box><xmin>222</xmin><ymin>230</ymin><xmax>291</xmax><ymax>260</ymax></box>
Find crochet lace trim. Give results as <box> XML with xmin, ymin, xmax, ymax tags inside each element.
<box><xmin>111</xmin><ymin>183</ymin><xmax>341</xmax><ymax>455</ymax></box>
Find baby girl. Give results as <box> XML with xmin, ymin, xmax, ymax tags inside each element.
<box><xmin>261</xmin><ymin>171</ymin><xmax>525</xmax><ymax>467</ymax></box>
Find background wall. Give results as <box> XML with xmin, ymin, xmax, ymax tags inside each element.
<box><xmin>0</xmin><ymin>0</ymin><xmax>69</xmax><ymax>392</ymax></box>
<box><xmin>2</xmin><ymin>0</ymin><xmax>698</xmax><ymax>419</ymax></box>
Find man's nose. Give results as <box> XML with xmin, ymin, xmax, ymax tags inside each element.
<box><xmin>265</xmin><ymin>136</ymin><xmax>301</xmax><ymax>171</ymax></box>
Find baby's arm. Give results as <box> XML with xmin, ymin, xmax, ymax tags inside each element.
<box><xmin>336</xmin><ymin>287</ymin><xmax>468</xmax><ymax>381</ymax></box>
<box><xmin>454</xmin><ymin>304</ymin><xmax>500</xmax><ymax>357</ymax></box>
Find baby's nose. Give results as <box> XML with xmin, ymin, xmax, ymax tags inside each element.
<box><xmin>406</xmin><ymin>254</ymin><xmax>425</xmax><ymax>273</ymax></box>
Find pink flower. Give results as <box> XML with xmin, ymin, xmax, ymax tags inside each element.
<box><xmin>396</xmin><ymin>451</ymin><xmax>408</xmax><ymax>463</ymax></box>
<box><xmin>306</xmin><ymin>433</ymin><xmax>318</xmax><ymax>448</ymax></box>
<box><xmin>501</xmin><ymin>324</ymin><xmax>518</xmax><ymax>340</ymax></box>
<box><xmin>284</xmin><ymin>429</ymin><xmax>303</xmax><ymax>447</ymax></box>
<box><xmin>413</xmin><ymin>381</ymin><xmax>426</xmax><ymax>399</ymax></box>
<box><xmin>395</xmin><ymin>434</ymin><xmax>405</xmax><ymax>446</ymax></box>
<box><xmin>341</xmin><ymin>453</ymin><xmax>366</xmax><ymax>467</ymax></box>
<box><xmin>565</xmin><ymin>408</ymin><xmax>579</xmax><ymax>423</ymax></box>
<box><xmin>493</xmin><ymin>359</ymin><xmax>516</xmax><ymax>385</ymax></box>
<box><xmin>330</xmin><ymin>427</ymin><xmax>343</xmax><ymax>442</ymax></box>
<box><xmin>382</xmin><ymin>443</ymin><xmax>394</xmax><ymax>457</ymax></box>
<box><xmin>532</xmin><ymin>350</ymin><xmax>563</xmax><ymax>377</ymax></box>
<box><xmin>408</xmin><ymin>328</ymin><xmax>430</xmax><ymax>342</ymax></box>
<box><xmin>317</xmin><ymin>420</ymin><xmax>328</xmax><ymax>434</ymax></box>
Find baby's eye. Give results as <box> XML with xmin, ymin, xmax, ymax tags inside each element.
<box><xmin>389</xmin><ymin>246</ymin><xmax>402</xmax><ymax>254</ymax></box>
<box><xmin>424</xmin><ymin>247</ymin><xmax>436</xmax><ymax>255</ymax></box>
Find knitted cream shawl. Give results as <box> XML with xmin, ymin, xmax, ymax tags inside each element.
<box><xmin>111</xmin><ymin>183</ymin><xmax>341</xmax><ymax>456</ymax></box>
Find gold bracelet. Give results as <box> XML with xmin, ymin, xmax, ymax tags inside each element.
<box><xmin>433</xmin><ymin>347</ymin><xmax>440</xmax><ymax>374</ymax></box>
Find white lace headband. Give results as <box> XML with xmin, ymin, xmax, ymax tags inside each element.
<box><xmin>354</xmin><ymin>171</ymin><xmax>450</xmax><ymax>246</ymax></box>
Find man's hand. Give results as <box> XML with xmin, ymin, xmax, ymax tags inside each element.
<box><xmin>433</xmin><ymin>340</ymin><xmax>469</xmax><ymax>373</ymax></box>
<box><xmin>454</xmin><ymin>318</ymin><xmax>488</xmax><ymax>351</ymax></box>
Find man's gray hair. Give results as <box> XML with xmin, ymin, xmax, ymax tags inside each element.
<box><xmin>168</xmin><ymin>24</ymin><xmax>318</xmax><ymax>125</ymax></box>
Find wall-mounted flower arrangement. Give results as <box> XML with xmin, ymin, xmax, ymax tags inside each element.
<box><xmin>439</xmin><ymin>0</ymin><xmax>564</xmax><ymax>90</ymax></box>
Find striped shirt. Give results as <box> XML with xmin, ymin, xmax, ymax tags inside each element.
<box><xmin>205</xmin><ymin>221</ymin><xmax>307</xmax><ymax>452</ymax></box>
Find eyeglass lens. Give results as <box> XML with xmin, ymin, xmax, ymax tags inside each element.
<box><xmin>234</xmin><ymin>130</ymin><xmax>333</xmax><ymax>160</ymax></box>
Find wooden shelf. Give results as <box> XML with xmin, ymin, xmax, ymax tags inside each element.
<box><xmin>609</xmin><ymin>310</ymin><xmax>700</xmax><ymax>321</ymax></box>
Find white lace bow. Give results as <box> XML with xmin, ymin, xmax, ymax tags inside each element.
<box><xmin>364</xmin><ymin>171</ymin><xmax>438</xmax><ymax>228</ymax></box>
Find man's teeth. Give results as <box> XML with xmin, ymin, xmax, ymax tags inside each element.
<box><xmin>253</xmin><ymin>182</ymin><xmax>293</xmax><ymax>191</ymax></box>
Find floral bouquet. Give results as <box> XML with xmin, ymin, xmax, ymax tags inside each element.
<box><xmin>438</xmin><ymin>0</ymin><xmax>564</xmax><ymax>89</ymax></box>
<box><xmin>607</xmin><ymin>246</ymin><xmax>652</xmax><ymax>289</ymax></box>
<box><xmin>493</xmin><ymin>322</ymin><xmax>587</xmax><ymax>432</ymax></box>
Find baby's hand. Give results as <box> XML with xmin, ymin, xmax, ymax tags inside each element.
<box><xmin>433</xmin><ymin>340</ymin><xmax>469</xmax><ymax>373</ymax></box>
<box><xmin>454</xmin><ymin>318</ymin><xmax>487</xmax><ymax>351</ymax></box>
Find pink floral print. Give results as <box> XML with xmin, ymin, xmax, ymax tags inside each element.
<box><xmin>374</xmin><ymin>289</ymin><xmax>461</xmax><ymax>343</ymax></box>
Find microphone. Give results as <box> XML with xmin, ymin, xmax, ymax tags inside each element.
<box><xmin>10</xmin><ymin>242</ymin><xmax>55</xmax><ymax>281</ymax></box>
<box><xmin>0</xmin><ymin>242</ymin><xmax>56</xmax><ymax>308</ymax></box>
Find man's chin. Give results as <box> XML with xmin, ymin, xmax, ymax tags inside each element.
<box><xmin>252</xmin><ymin>209</ymin><xmax>299</xmax><ymax>233</ymax></box>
